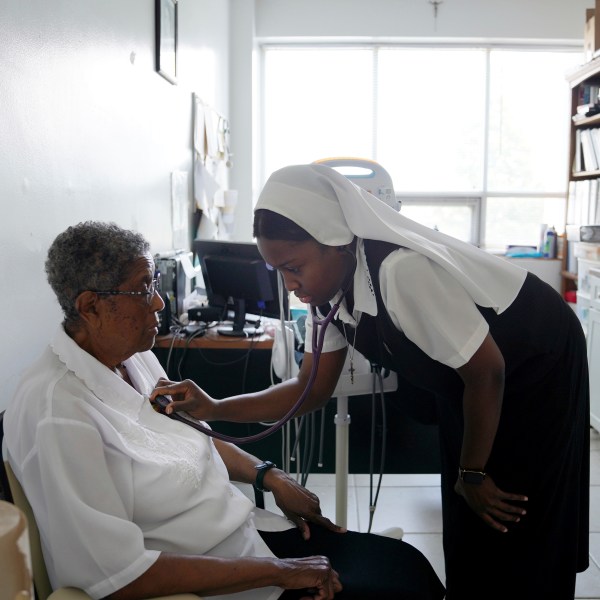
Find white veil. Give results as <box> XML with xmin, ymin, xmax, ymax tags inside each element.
<box><xmin>255</xmin><ymin>164</ymin><xmax>527</xmax><ymax>314</ymax></box>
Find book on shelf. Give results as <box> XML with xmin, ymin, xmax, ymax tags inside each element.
<box><xmin>590</xmin><ymin>178</ymin><xmax>599</xmax><ymax>224</ymax></box>
<box><xmin>567</xmin><ymin>181</ymin><xmax>576</xmax><ymax>224</ymax></box>
<box><xmin>567</xmin><ymin>240</ymin><xmax>579</xmax><ymax>273</ymax></box>
<box><xmin>592</xmin><ymin>128</ymin><xmax>600</xmax><ymax>163</ymax></box>
<box><xmin>578</xmin><ymin>83</ymin><xmax>600</xmax><ymax>106</ymax></box>
<box><xmin>580</xmin><ymin>128</ymin><xmax>599</xmax><ymax>171</ymax></box>
<box><xmin>567</xmin><ymin>179</ymin><xmax>600</xmax><ymax>228</ymax></box>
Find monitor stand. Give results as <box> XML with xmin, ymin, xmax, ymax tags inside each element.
<box><xmin>217</xmin><ymin>299</ymin><xmax>264</xmax><ymax>337</ymax></box>
<box><xmin>217</xmin><ymin>324</ymin><xmax>264</xmax><ymax>337</ymax></box>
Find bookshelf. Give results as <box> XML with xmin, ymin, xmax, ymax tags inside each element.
<box><xmin>563</xmin><ymin>57</ymin><xmax>600</xmax><ymax>295</ymax></box>
<box><xmin>566</xmin><ymin>42</ymin><xmax>600</xmax><ymax>433</ymax></box>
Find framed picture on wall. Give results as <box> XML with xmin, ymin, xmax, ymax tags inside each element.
<box><xmin>155</xmin><ymin>0</ymin><xmax>178</xmax><ymax>84</ymax></box>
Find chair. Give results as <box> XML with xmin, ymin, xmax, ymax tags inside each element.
<box><xmin>4</xmin><ymin>459</ymin><xmax>53</xmax><ymax>600</ymax></box>
<box><xmin>1</xmin><ymin>412</ymin><xmax>200</xmax><ymax>600</ymax></box>
<box><xmin>0</xmin><ymin>498</ymin><xmax>34</xmax><ymax>600</ymax></box>
<box><xmin>312</xmin><ymin>157</ymin><xmax>400</xmax><ymax>211</ymax></box>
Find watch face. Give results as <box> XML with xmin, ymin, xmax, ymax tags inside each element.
<box><xmin>254</xmin><ymin>461</ymin><xmax>276</xmax><ymax>492</ymax></box>
<box><xmin>257</xmin><ymin>461</ymin><xmax>274</xmax><ymax>470</ymax></box>
<box><xmin>461</xmin><ymin>470</ymin><xmax>485</xmax><ymax>484</ymax></box>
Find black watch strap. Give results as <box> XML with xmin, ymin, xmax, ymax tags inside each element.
<box><xmin>254</xmin><ymin>461</ymin><xmax>277</xmax><ymax>492</ymax></box>
<box><xmin>459</xmin><ymin>467</ymin><xmax>487</xmax><ymax>485</ymax></box>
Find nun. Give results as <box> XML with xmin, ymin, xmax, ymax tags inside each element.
<box><xmin>154</xmin><ymin>163</ymin><xmax>590</xmax><ymax>600</ymax></box>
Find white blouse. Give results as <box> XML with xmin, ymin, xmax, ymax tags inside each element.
<box><xmin>304</xmin><ymin>241</ymin><xmax>489</xmax><ymax>369</ymax></box>
<box><xmin>4</xmin><ymin>326</ymin><xmax>291</xmax><ymax>600</ymax></box>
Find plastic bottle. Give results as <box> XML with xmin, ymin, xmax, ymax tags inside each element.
<box><xmin>543</xmin><ymin>226</ymin><xmax>557</xmax><ymax>258</ymax></box>
<box><xmin>538</xmin><ymin>224</ymin><xmax>548</xmax><ymax>254</ymax></box>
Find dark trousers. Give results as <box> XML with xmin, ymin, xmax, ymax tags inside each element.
<box><xmin>259</xmin><ymin>525</ymin><xmax>445</xmax><ymax>599</ymax></box>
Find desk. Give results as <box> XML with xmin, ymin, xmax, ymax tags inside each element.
<box><xmin>155</xmin><ymin>329</ymin><xmax>274</xmax><ymax>351</ymax></box>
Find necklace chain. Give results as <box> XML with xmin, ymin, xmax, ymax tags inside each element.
<box><xmin>344</xmin><ymin>313</ymin><xmax>361</xmax><ymax>384</ymax></box>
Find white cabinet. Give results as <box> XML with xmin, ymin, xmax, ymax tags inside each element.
<box><xmin>588</xmin><ymin>268</ymin><xmax>600</xmax><ymax>433</ymax></box>
<box><xmin>577</xmin><ymin>257</ymin><xmax>600</xmax><ymax>336</ymax></box>
<box><xmin>504</xmin><ymin>258</ymin><xmax>562</xmax><ymax>293</ymax></box>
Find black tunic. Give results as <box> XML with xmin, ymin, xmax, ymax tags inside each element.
<box><xmin>327</xmin><ymin>239</ymin><xmax>590</xmax><ymax>600</ymax></box>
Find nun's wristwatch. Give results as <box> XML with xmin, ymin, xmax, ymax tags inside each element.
<box><xmin>459</xmin><ymin>467</ymin><xmax>487</xmax><ymax>485</ymax></box>
<box><xmin>254</xmin><ymin>461</ymin><xmax>277</xmax><ymax>492</ymax></box>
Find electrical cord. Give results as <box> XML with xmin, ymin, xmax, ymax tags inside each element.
<box><xmin>367</xmin><ymin>365</ymin><xmax>388</xmax><ymax>534</ymax></box>
<box><xmin>163</xmin><ymin>315</ymin><xmax>262</xmax><ymax>399</ymax></box>
<box><xmin>164</xmin><ymin>325</ymin><xmax>184</xmax><ymax>378</ymax></box>
<box><xmin>289</xmin><ymin>415</ymin><xmax>306</xmax><ymax>459</ymax></box>
<box><xmin>284</xmin><ymin>366</ymin><xmax>388</xmax><ymax>505</ymax></box>
<box><xmin>317</xmin><ymin>406</ymin><xmax>326</xmax><ymax>468</ymax></box>
<box><xmin>176</xmin><ymin>326</ymin><xmax>208</xmax><ymax>379</ymax></box>
<box><xmin>301</xmin><ymin>412</ymin><xmax>317</xmax><ymax>488</ymax></box>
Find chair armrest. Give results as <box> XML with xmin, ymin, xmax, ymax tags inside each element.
<box><xmin>49</xmin><ymin>589</ymin><xmax>202</xmax><ymax>600</ymax></box>
<box><xmin>47</xmin><ymin>589</ymin><xmax>90</xmax><ymax>600</ymax></box>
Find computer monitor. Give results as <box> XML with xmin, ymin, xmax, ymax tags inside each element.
<box><xmin>193</xmin><ymin>239</ymin><xmax>288</xmax><ymax>337</ymax></box>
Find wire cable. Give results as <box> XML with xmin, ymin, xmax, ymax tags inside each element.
<box><xmin>301</xmin><ymin>412</ymin><xmax>317</xmax><ymax>487</ymax></box>
<box><xmin>367</xmin><ymin>366</ymin><xmax>388</xmax><ymax>534</ymax></box>
<box><xmin>317</xmin><ymin>406</ymin><xmax>326</xmax><ymax>468</ymax></box>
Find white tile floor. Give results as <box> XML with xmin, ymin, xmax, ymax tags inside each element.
<box><xmin>262</xmin><ymin>427</ymin><xmax>600</xmax><ymax>599</ymax></box>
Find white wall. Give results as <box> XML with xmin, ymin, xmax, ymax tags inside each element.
<box><xmin>254</xmin><ymin>0</ymin><xmax>592</xmax><ymax>41</ymax></box>
<box><xmin>228</xmin><ymin>0</ymin><xmax>256</xmax><ymax>241</ymax></box>
<box><xmin>0</xmin><ymin>0</ymin><xmax>230</xmax><ymax>409</ymax></box>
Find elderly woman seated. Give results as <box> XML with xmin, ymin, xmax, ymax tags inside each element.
<box><xmin>4</xmin><ymin>221</ymin><xmax>444</xmax><ymax>600</ymax></box>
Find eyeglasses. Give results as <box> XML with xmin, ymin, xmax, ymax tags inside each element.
<box><xmin>94</xmin><ymin>274</ymin><xmax>161</xmax><ymax>306</ymax></box>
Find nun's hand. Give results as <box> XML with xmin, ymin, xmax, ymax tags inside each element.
<box><xmin>150</xmin><ymin>378</ymin><xmax>219</xmax><ymax>421</ymax></box>
<box><xmin>454</xmin><ymin>475</ymin><xmax>528</xmax><ymax>533</ymax></box>
<box><xmin>264</xmin><ymin>469</ymin><xmax>346</xmax><ymax>540</ymax></box>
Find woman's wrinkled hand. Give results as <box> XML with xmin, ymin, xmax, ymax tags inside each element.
<box><xmin>150</xmin><ymin>378</ymin><xmax>219</xmax><ymax>421</ymax></box>
<box><xmin>277</xmin><ymin>556</ymin><xmax>342</xmax><ymax>599</ymax></box>
<box><xmin>454</xmin><ymin>474</ymin><xmax>528</xmax><ymax>533</ymax></box>
<box><xmin>265</xmin><ymin>470</ymin><xmax>346</xmax><ymax>540</ymax></box>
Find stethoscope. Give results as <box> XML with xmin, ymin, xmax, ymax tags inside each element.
<box><xmin>152</xmin><ymin>249</ymin><xmax>357</xmax><ymax>444</ymax></box>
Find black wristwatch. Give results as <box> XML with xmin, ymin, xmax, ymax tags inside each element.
<box><xmin>254</xmin><ymin>461</ymin><xmax>277</xmax><ymax>492</ymax></box>
<box><xmin>458</xmin><ymin>467</ymin><xmax>487</xmax><ymax>485</ymax></box>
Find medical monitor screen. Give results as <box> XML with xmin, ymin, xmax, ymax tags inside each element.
<box><xmin>193</xmin><ymin>239</ymin><xmax>287</xmax><ymax>336</ymax></box>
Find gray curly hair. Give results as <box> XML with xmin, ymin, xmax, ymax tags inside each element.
<box><xmin>46</xmin><ymin>221</ymin><xmax>151</xmax><ymax>325</ymax></box>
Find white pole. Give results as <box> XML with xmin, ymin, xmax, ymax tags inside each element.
<box><xmin>334</xmin><ymin>395</ymin><xmax>351</xmax><ymax>528</ymax></box>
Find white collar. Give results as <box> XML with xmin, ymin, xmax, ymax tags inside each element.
<box><xmin>50</xmin><ymin>325</ymin><xmax>145</xmax><ymax>421</ymax></box>
<box><xmin>331</xmin><ymin>239</ymin><xmax>377</xmax><ymax>326</ymax></box>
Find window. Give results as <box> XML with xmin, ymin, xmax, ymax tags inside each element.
<box><xmin>377</xmin><ymin>48</ymin><xmax>487</xmax><ymax>194</ymax></box>
<box><xmin>400</xmin><ymin>197</ymin><xmax>479</xmax><ymax>243</ymax></box>
<box><xmin>260</xmin><ymin>44</ymin><xmax>580</xmax><ymax>250</ymax></box>
<box><xmin>262</xmin><ymin>48</ymin><xmax>375</xmax><ymax>178</ymax></box>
